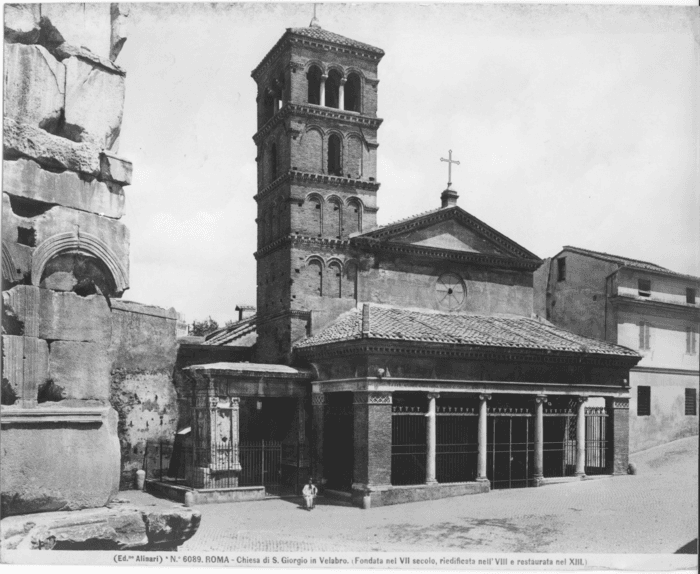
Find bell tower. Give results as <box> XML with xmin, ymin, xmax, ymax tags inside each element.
<box><xmin>251</xmin><ymin>20</ymin><xmax>384</xmax><ymax>363</ymax></box>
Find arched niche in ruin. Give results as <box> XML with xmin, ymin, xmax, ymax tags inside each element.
<box><xmin>31</xmin><ymin>231</ymin><xmax>129</xmax><ymax>296</ymax></box>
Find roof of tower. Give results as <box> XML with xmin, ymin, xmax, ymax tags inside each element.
<box><xmin>252</xmin><ymin>25</ymin><xmax>384</xmax><ymax>79</ymax></box>
<box><xmin>287</xmin><ymin>26</ymin><xmax>385</xmax><ymax>55</ymax></box>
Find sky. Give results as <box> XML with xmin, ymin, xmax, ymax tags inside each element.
<box><xmin>116</xmin><ymin>3</ymin><xmax>699</xmax><ymax>325</ymax></box>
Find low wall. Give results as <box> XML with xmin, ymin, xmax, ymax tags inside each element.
<box><xmin>352</xmin><ymin>481</ymin><xmax>490</xmax><ymax>509</ymax></box>
<box><xmin>145</xmin><ymin>480</ymin><xmax>266</xmax><ymax>504</ymax></box>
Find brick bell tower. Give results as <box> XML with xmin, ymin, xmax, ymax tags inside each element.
<box><xmin>251</xmin><ymin>18</ymin><xmax>384</xmax><ymax>363</ymax></box>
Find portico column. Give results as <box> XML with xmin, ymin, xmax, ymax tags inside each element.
<box><xmin>320</xmin><ymin>74</ymin><xmax>327</xmax><ymax>107</ymax></box>
<box><xmin>477</xmin><ymin>394</ymin><xmax>491</xmax><ymax>483</ymax></box>
<box><xmin>575</xmin><ymin>396</ymin><xmax>588</xmax><ymax>477</ymax></box>
<box><xmin>534</xmin><ymin>395</ymin><xmax>547</xmax><ymax>486</ymax></box>
<box><xmin>311</xmin><ymin>393</ymin><xmax>325</xmax><ymax>486</ymax></box>
<box><xmin>339</xmin><ymin>77</ymin><xmax>346</xmax><ymax>110</ymax></box>
<box><xmin>425</xmin><ymin>393</ymin><xmax>439</xmax><ymax>485</ymax></box>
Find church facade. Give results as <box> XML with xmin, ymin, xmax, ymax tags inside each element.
<box><xmin>184</xmin><ymin>22</ymin><xmax>641</xmax><ymax>508</ymax></box>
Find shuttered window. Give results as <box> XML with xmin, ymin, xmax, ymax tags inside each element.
<box><xmin>637</xmin><ymin>386</ymin><xmax>651</xmax><ymax>416</ymax></box>
<box><xmin>685</xmin><ymin>388</ymin><xmax>697</xmax><ymax>416</ymax></box>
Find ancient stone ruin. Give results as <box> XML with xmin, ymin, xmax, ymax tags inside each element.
<box><xmin>1</xmin><ymin>4</ymin><xmax>199</xmax><ymax>550</ymax></box>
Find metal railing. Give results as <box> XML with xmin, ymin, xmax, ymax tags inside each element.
<box><xmin>585</xmin><ymin>407</ymin><xmax>609</xmax><ymax>475</ymax></box>
<box><xmin>436</xmin><ymin>407</ymin><xmax>478</xmax><ymax>483</ymax></box>
<box><xmin>542</xmin><ymin>410</ymin><xmax>577</xmax><ymax>478</ymax></box>
<box><xmin>391</xmin><ymin>405</ymin><xmax>426</xmax><ymax>486</ymax></box>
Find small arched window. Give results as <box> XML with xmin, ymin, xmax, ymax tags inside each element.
<box><xmin>346</xmin><ymin>198</ymin><xmax>362</xmax><ymax>235</ymax></box>
<box><xmin>328</xmin><ymin>134</ymin><xmax>342</xmax><ymax>176</ymax></box>
<box><xmin>306</xmin><ymin>260</ymin><xmax>323</xmax><ymax>296</ymax></box>
<box><xmin>344</xmin><ymin>73</ymin><xmax>361</xmax><ymax>112</ymax></box>
<box><xmin>327</xmin><ymin>197</ymin><xmax>342</xmax><ymax>238</ymax></box>
<box><xmin>326</xmin><ymin>69</ymin><xmax>342</xmax><ymax>109</ymax></box>
<box><xmin>306</xmin><ymin>196</ymin><xmax>323</xmax><ymax>236</ymax></box>
<box><xmin>328</xmin><ymin>261</ymin><xmax>342</xmax><ymax>298</ymax></box>
<box><xmin>269</xmin><ymin>143</ymin><xmax>277</xmax><ymax>181</ymax></box>
<box><xmin>307</xmin><ymin>65</ymin><xmax>322</xmax><ymax>105</ymax></box>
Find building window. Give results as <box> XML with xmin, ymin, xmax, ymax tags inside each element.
<box><xmin>325</xmin><ymin>69</ymin><xmax>342</xmax><ymax>109</ymax></box>
<box><xmin>328</xmin><ymin>134</ymin><xmax>342</xmax><ymax>176</ymax></box>
<box><xmin>557</xmin><ymin>257</ymin><xmax>566</xmax><ymax>282</ymax></box>
<box><xmin>307</xmin><ymin>65</ymin><xmax>322</xmax><ymax>105</ymax></box>
<box><xmin>685</xmin><ymin>388</ymin><xmax>697</xmax><ymax>416</ymax></box>
<box><xmin>687</xmin><ymin>288</ymin><xmax>696</xmax><ymax>305</ymax></box>
<box><xmin>344</xmin><ymin>72</ymin><xmax>361</xmax><ymax>112</ymax></box>
<box><xmin>637</xmin><ymin>386</ymin><xmax>651</xmax><ymax>416</ymax></box>
<box><xmin>638</xmin><ymin>321</ymin><xmax>651</xmax><ymax>350</ymax></box>
<box><xmin>638</xmin><ymin>278</ymin><xmax>651</xmax><ymax>297</ymax></box>
<box><xmin>687</xmin><ymin>326</ymin><xmax>697</xmax><ymax>355</ymax></box>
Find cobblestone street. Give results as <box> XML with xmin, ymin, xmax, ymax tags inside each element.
<box><xmin>132</xmin><ymin>436</ymin><xmax>697</xmax><ymax>554</ymax></box>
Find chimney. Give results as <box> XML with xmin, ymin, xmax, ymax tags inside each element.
<box><xmin>441</xmin><ymin>188</ymin><xmax>459</xmax><ymax>208</ymax></box>
<box><xmin>361</xmin><ymin>303</ymin><xmax>371</xmax><ymax>336</ymax></box>
<box><xmin>235</xmin><ymin>304</ymin><xmax>255</xmax><ymax>322</ymax></box>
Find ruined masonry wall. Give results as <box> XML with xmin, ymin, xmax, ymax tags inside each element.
<box><xmin>1</xmin><ymin>4</ymin><xmax>133</xmax><ymax>517</ymax></box>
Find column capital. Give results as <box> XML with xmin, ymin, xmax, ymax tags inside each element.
<box><xmin>311</xmin><ymin>393</ymin><xmax>326</xmax><ymax>406</ymax></box>
<box><xmin>608</xmin><ymin>397</ymin><xmax>630</xmax><ymax>410</ymax></box>
<box><xmin>576</xmin><ymin>396</ymin><xmax>589</xmax><ymax>404</ymax></box>
<box><xmin>353</xmin><ymin>391</ymin><xmax>392</xmax><ymax>405</ymax></box>
<box><xmin>426</xmin><ymin>392</ymin><xmax>440</xmax><ymax>401</ymax></box>
<box><xmin>535</xmin><ymin>395</ymin><xmax>548</xmax><ymax>405</ymax></box>
<box><xmin>478</xmin><ymin>394</ymin><xmax>492</xmax><ymax>402</ymax></box>
<box><xmin>321</xmin><ymin>74</ymin><xmax>328</xmax><ymax>81</ymax></box>
<box><xmin>339</xmin><ymin>77</ymin><xmax>347</xmax><ymax>85</ymax></box>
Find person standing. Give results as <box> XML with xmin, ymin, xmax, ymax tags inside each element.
<box><xmin>302</xmin><ymin>478</ymin><xmax>317</xmax><ymax>511</ymax></box>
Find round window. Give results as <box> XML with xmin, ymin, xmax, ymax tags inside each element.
<box><xmin>436</xmin><ymin>272</ymin><xmax>466</xmax><ymax>310</ymax></box>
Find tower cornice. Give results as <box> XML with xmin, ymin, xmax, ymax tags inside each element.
<box><xmin>254</xmin><ymin>170</ymin><xmax>381</xmax><ymax>202</ymax></box>
<box><xmin>251</xmin><ymin>29</ymin><xmax>384</xmax><ymax>82</ymax></box>
<box><xmin>253</xmin><ymin>103</ymin><xmax>383</xmax><ymax>146</ymax></box>
<box><xmin>255</xmin><ymin>234</ymin><xmax>353</xmax><ymax>260</ymax></box>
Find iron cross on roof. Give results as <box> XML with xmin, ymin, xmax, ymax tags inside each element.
<box><xmin>440</xmin><ymin>150</ymin><xmax>460</xmax><ymax>189</ymax></box>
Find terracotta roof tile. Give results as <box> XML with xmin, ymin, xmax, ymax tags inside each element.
<box><xmin>204</xmin><ymin>316</ymin><xmax>257</xmax><ymax>347</ymax></box>
<box><xmin>295</xmin><ymin>304</ymin><xmax>639</xmax><ymax>358</ymax></box>
<box><xmin>288</xmin><ymin>27</ymin><xmax>384</xmax><ymax>55</ymax></box>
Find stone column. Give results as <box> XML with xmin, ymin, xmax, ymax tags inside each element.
<box><xmin>606</xmin><ymin>397</ymin><xmax>630</xmax><ymax>475</ymax></box>
<box><xmin>320</xmin><ymin>74</ymin><xmax>327</xmax><ymax>107</ymax></box>
<box><xmin>311</xmin><ymin>393</ymin><xmax>325</xmax><ymax>485</ymax></box>
<box><xmin>477</xmin><ymin>394</ymin><xmax>491</xmax><ymax>483</ymax></box>
<box><xmin>425</xmin><ymin>393</ymin><xmax>439</xmax><ymax>485</ymax></box>
<box><xmin>576</xmin><ymin>396</ymin><xmax>588</xmax><ymax>477</ymax></box>
<box><xmin>339</xmin><ymin>77</ymin><xmax>346</xmax><ymax>110</ymax></box>
<box><xmin>353</xmin><ymin>391</ymin><xmax>392</xmax><ymax>508</ymax></box>
<box><xmin>534</xmin><ymin>395</ymin><xmax>547</xmax><ymax>486</ymax></box>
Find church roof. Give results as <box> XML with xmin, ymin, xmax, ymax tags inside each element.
<box><xmin>295</xmin><ymin>304</ymin><xmax>639</xmax><ymax>358</ymax></box>
<box><xmin>287</xmin><ymin>26</ymin><xmax>385</xmax><ymax>55</ymax></box>
<box><xmin>560</xmin><ymin>246</ymin><xmax>699</xmax><ymax>281</ymax></box>
<box><xmin>203</xmin><ymin>315</ymin><xmax>257</xmax><ymax>347</ymax></box>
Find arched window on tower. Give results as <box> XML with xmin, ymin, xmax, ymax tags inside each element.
<box><xmin>328</xmin><ymin>261</ymin><xmax>342</xmax><ymax>298</ymax></box>
<box><xmin>269</xmin><ymin>143</ymin><xmax>277</xmax><ymax>181</ymax></box>
<box><xmin>307</xmin><ymin>65</ymin><xmax>322</xmax><ymax>105</ymax></box>
<box><xmin>344</xmin><ymin>262</ymin><xmax>358</xmax><ymax>300</ymax></box>
<box><xmin>325</xmin><ymin>69</ymin><xmax>342</xmax><ymax>109</ymax></box>
<box><xmin>304</xmin><ymin>196</ymin><xmax>323</xmax><ymax>236</ymax></box>
<box><xmin>327</xmin><ymin>197</ymin><xmax>342</xmax><ymax>238</ymax></box>
<box><xmin>346</xmin><ymin>198</ymin><xmax>363</xmax><ymax>235</ymax></box>
<box><xmin>328</xmin><ymin>134</ymin><xmax>342</xmax><ymax>176</ymax></box>
<box><xmin>305</xmin><ymin>259</ymin><xmax>323</xmax><ymax>297</ymax></box>
<box><xmin>344</xmin><ymin>73</ymin><xmax>361</xmax><ymax>112</ymax></box>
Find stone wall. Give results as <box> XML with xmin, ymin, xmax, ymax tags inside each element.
<box><xmin>1</xmin><ymin>3</ymin><xmax>131</xmax><ymax>517</ymax></box>
<box><xmin>108</xmin><ymin>300</ymin><xmax>181</xmax><ymax>489</ymax></box>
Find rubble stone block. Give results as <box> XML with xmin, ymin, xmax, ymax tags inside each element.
<box><xmin>4</xmin><ymin>118</ymin><xmax>101</xmax><ymax>177</ymax></box>
<box><xmin>3</xmin><ymin>44</ymin><xmax>65</xmax><ymax>133</ymax></box>
<box><xmin>39</xmin><ymin>290</ymin><xmax>113</xmax><ymax>344</ymax></box>
<box><xmin>0</xmin><ymin>406</ymin><xmax>121</xmax><ymax>517</ymax></box>
<box><xmin>63</xmin><ymin>57</ymin><xmax>125</xmax><ymax>150</ymax></box>
<box><xmin>4</xmin><ymin>4</ymin><xmax>41</xmax><ymax>44</ymax></box>
<box><xmin>100</xmin><ymin>151</ymin><xmax>133</xmax><ymax>186</ymax></box>
<box><xmin>110</xmin><ymin>4</ymin><xmax>131</xmax><ymax>61</ymax></box>
<box><xmin>3</xmin><ymin>285</ymin><xmax>113</xmax><ymax>344</ymax></box>
<box><xmin>49</xmin><ymin>341</ymin><xmax>112</xmax><ymax>401</ymax></box>
<box><xmin>40</xmin><ymin>3</ymin><xmax>112</xmax><ymax>60</ymax></box>
<box><xmin>3</xmin><ymin>159</ymin><xmax>125</xmax><ymax>219</ymax></box>
<box><xmin>144</xmin><ymin>507</ymin><xmax>202</xmax><ymax>549</ymax></box>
